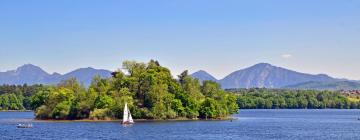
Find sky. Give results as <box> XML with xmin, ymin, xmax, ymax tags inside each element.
<box><xmin>0</xmin><ymin>0</ymin><xmax>360</xmax><ymax>80</ymax></box>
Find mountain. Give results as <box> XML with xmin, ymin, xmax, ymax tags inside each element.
<box><xmin>61</xmin><ymin>67</ymin><xmax>112</xmax><ymax>86</ymax></box>
<box><xmin>191</xmin><ymin>70</ymin><xmax>217</xmax><ymax>83</ymax></box>
<box><xmin>0</xmin><ymin>64</ymin><xmax>50</xmax><ymax>85</ymax></box>
<box><xmin>284</xmin><ymin>81</ymin><xmax>360</xmax><ymax>90</ymax></box>
<box><xmin>218</xmin><ymin>63</ymin><xmax>338</xmax><ymax>89</ymax></box>
<box><xmin>0</xmin><ymin>64</ymin><xmax>112</xmax><ymax>86</ymax></box>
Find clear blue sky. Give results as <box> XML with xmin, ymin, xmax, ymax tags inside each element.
<box><xmin>1</xmin><ymin>0</ymin><xmax>360</xmax><ymax>79</ymax></box>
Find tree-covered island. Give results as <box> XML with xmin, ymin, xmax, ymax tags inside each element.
<box><xmin>26</xmin><ymin>60</ymin><xmax>238</xmax><ymax>120</ymax></box>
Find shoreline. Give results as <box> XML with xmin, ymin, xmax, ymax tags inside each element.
<box><xmin>0</xmin><ymin>110</ymin><xmax>234</xmax><ymax>122</ymax></box>
<box><xmin>0</xmin><ymin>110</ymin><xmax>33</xmax><ymax>112</ymax></box>
<box><xmin>34</xmin><ymin>117</ymin><xmax>234</xmax><ymax>122</ymax></box>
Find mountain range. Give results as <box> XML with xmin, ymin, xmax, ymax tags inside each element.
<box><xmin>0</xmin><ymin>64</ymin><xmax>112</xmax><ymax>86</ymax></box>
<box><xmin>1</xmin><ymin>63</ymin><xmax>359</xmax><ymax>90</ymax></box>
<box><xmin>191</xmin><ymin>63</ymin><xmax>360</xmax><ymax>90</ymax></box>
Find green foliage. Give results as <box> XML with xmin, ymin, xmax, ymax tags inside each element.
<box><xmin>200</xmin><ymin>98</ymin><xmax>220</xmax><ymax>119</ymax></box>
<box><xmin>231</xmin><ymin>88</ymin><xmax>360</xmax><ymax>109</ymax></box>
<box><xmin>0</xmin><ymin>94</ymin><xmax>24</xmax><ymax>110</ymax></box>
<box><xmin>0</xmin><ymin>84</ymin><xmax>43</xmax><ymax>110</ymax></box>
<box><xmin>35</xmin><ymin>105</ymin><xmax>51</xmax><ymax>119</ymax></box>
<box><xmin>51</xmin><ymin>101</ymin><xmax>71</xmax><ymax>119</ymax></box>
<box><xmin>171</xmin><ymin>99</ymin><xmax>185</xmax><ymax>116</ymax></box>
<box><xmin>94</xmin><ymin>95</ymin><xmax>114</xmax><ymax>109</ymax></box>
<box><xmin>30</xmin><ymin>88</ymin><xmax>50</xmax><ymax>110</ymax></box>
<box><xmin>89</xmin><ymin>108</ymin><xmax>112</xmax><ymax>120</ymax></box>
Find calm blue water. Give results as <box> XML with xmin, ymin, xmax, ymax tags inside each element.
<box><xmin>1</xmin><ymin>110</ymin><xmax>360</xmax><ymax>140</ymax></box>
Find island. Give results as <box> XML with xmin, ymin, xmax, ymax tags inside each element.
<box><xmin>1</xmin><ymin>60</ymin><xmax>238</xmax><ymax>120</ymax></box>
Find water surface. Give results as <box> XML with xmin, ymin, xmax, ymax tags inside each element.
<box><xmin>1</xmin><ymin>110</ymin><xmax>360</xmax><ymax>140</ymax></box>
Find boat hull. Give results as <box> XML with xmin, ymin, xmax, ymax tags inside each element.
<box><xmin>16</xmin><ymin>124</ymin><xmax>33</xmax><ymax>128</ymax></box>
<box><xmin>122</xmin><ymin>121</ymin><xmax>134</xmax><ymax>125</ymax></box>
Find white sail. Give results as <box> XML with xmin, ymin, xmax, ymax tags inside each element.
<box><xmin>123</xmin><ymin>103</ymin><xmax>129</xmax><ymax>123</ymax></box>
<box><xmin>123</xmin><ymin>103</ymin><xmax>134</xmax><ymax>124</ymax></box>
<box><xmin>128</xmin><ymin>110</ymin><xmax>134</xmax><ymax>123</ymax></box>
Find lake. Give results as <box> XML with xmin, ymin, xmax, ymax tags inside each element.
<box><xmin>1</xmin><ymin>110</ymin><xmax>360</xmax><ymax>140</ymax></box>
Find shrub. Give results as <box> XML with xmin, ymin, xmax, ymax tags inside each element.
<box><xmin>89</xmin><ymin>108</ymin><xmax>112</xmax><ymax>120</ymax></box>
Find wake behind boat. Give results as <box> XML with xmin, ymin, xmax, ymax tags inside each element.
<box><xmin>122</xmin><ymin>103</ymin><xmax>134</xmax><ymax>125</ymax></box>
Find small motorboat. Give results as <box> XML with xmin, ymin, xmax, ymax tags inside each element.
<box><xmin>16</xmin><ymin>123</ymin><xmax>33</xmax><ymax>128</ymax></box>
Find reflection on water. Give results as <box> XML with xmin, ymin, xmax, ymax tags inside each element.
<box><xmin>1</xmin><ymin>110</ymin><xmax>360</xmax><ymax>140</ymax></box>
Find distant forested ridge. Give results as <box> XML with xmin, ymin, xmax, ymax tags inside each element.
<box><xmin>9</xmin><ymin>60</ymin><xmax>238</xmax><ymax>120</ymax></box>
<box><xmin>230</xmin><ymin>88</ymin><xmax>360</xmax><ymax>109</ymax></box>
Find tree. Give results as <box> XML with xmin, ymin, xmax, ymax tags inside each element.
<box><xmin>51</xmin><ymin>101</ymin><xmax>71</xmax><ymax>119</ymax></box>
<box><xmin>201</xmin><ymin>81</ymin><xmax>221</xmax><ymax>98</ymax></box>
<box><xmin>200</xmin><ymin>98</ymin><xmax>219</xmax><ymax>119</ymax></box>
<box><xmin>30</xmin><ymin>88</ymin><xmax>51</xmax><ymax>110</ymax></box>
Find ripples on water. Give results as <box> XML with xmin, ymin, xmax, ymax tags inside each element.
<box><xmin>1</xmin><ymin>110</ymin><xmax>360</xmax><ymax>140</ymax></box>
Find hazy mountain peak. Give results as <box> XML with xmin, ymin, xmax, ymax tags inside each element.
<box><xmin>19</xmin><ymin>64</ymin><xmax>37</xmax><ymax>67</ymax></box>
<box><xmin>252</xmin><ymin>63</ymin><xmax>273</xmax><ymax>67</ymax></box>
<box><xmin>195</xmin><ymin>70</ymin><xmax>210</xmax><ymax>74</ymax></box>
<box><xmin>51</xmin><ymin>72</ymin><xmax>62</xmax><ymax>76</ymax></box>
<box><xmin>191</xmin><ymin>70</ymin><xmax>217</xmax><ymax>83</ymax></box>
<box><xmin>18</xmin><ymin>64</ymin><xmax>39</xmax><ymax>69</ymax></box>
<box><xmin>61</xmin><ymin>67</ymin><xmax>112</xmax><ymax>86</ymax></box>
<box><xmin>220</xmin><ymin>63</ymin><xmax>337</xmax><ymax>89</ymax></box>
<box><xmin>16</xmin><ymin>64</ymin><xmax>47</xmax><ymax>74</ymax></box>
<box><xmin>247</xmin><ymin>63</ymin><xmax>277</xmax><ymax>72</ymax></box>
<box><xmin>81</xmin><ymin>67</ymin><xmax>95</xmax><ymax>70</ymax></box>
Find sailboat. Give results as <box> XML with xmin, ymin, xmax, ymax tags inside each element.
<box><xmin>122</xmin><ymin>103</ymin><xmax>134</xmax><ymax>124</ymax></box>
